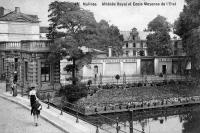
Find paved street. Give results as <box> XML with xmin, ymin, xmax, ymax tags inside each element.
<box><xmin>0</xmin><ymin>97</ymin><xmax>64</xmax><ymax>133</ymax></box>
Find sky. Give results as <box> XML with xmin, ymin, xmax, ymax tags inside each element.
<box><xmin>0</xmin><ymin>0</ymin><xmax>185</xmax><ymax>31</ymax></box>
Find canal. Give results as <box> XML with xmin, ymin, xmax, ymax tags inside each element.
<box><xmin>85</xmin><ymin>105</ymin><xmax>200</xmax><ymax>133</ymax></box>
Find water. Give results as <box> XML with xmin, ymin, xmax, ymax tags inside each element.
<box><xmin>87</xmin><ymin>105</ymin><xmax>200</xmax><ymax>133</ymax></box>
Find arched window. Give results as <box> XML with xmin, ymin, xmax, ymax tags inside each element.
<box><xmin>94</xmin><ymin>65</ymin><xmax>98</xmax><ymax>74</ymax></box>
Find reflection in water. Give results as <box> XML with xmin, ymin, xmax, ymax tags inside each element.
<box><xmin>87</xmin><ymin>105</ymin><xmax>200</xmax><ymax>133</ymax></box>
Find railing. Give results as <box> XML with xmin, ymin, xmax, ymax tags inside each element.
<box><xmin>21</xmin><ymin>40</ymin><xmax>52</xmax><ymax>52</ymax></box>
<box><xmin>0</xmin><ymin>40</ymin><xmax>52</xmax><ymax>52</ymax></box>
<box><xmin>82</xmin><ymin>74</ymin><xmax>191</xmax><ymax>85</ymax></box>
<box><xmin>0</xmin><ymin>41</ymin><xmax>21</xmax><ymax>50</ymax></box>
<box><xmin>84</xmin><ymin>95</ymin><xmax>200</xmax><ymax>115</ymax></box>
<box><xmin>36</xmin><ymin>93</ymin><xmax>144</xmax><ymax>133</ymax></box>
<box><xmin>42</xmin><ymin>97</ymin><xmax>116</xmax><ymax>133</ymax></box>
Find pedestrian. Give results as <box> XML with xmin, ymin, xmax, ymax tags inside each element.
<box><xmin>11</xmin><ymin>81</ymin><xmax>17</xmax><ymax>96</ymax></box>
<box><xmin>29</xmin><ymin>83</ymin><xmax>41</xmax><ymax>126</ymax></box>
<box><xmin>11</xmin><ymin>81</ymin><xmax>14</xmax><ymax>95</ymax></box>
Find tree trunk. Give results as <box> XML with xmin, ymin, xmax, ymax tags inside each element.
<box><xmin>72</xmin><ymin>58</ymin><xmax>76</xmax><ymax>85</ymax></box>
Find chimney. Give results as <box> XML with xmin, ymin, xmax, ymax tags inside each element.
<box><xmin>15</xmin><ymin>7</ymin><xmax>20</xmax><ymax>13</ymax></box>
<box><xmin>108</xmin><ymin>46</ymin><xmax>112</xmax><ymax>57</ymax></box>
<box><xmin>0</xmin><ymin>7</ymin><xmax>4</xmax><ymax>17</ymax></box>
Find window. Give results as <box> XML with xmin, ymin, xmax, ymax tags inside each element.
<box><xmin>41</xmin><ymin>62</ymin><xmax>50</xmax><ymax>82</ymax></box>
<box><xmin>133</xmin><ymin>50</ymin><xmax>136</xmax><ymax>56</ymax></box>
<box><xmin>174</xmin><ymin>50</ymin><xmax>178</xmax><ymax>55</ymax></box>
<box><xmin>14</xmin><ymin>58</ymin><xmax>18</xmax><ymax>71</ymax></box>
<box><xmin>126</xmin><ymin>42</ymin><xmax>128</xmax><ymax>48</ymax></box>
<box><xmin>25</xmin><ymin>62</ymin><xmax>28</xmax><ymax>81</ymax></box>
<box><xmin>132</xmin><ymin>35</ymin><xmax>135</xmax><ymax>41</ymax></box>
<box><xmin>133</xmin><ymin>43</ymin><xmax>136</xmax><ymax>47</ymax></box>
<box><xmin>126</xmin><ymin>51</ymin><xmax>129</xmax><ymax>56</ymax></box>
<box><xmin>2</xmin><ymin>58</ymin><xmax>4</xmax><ymax>71</ymax></box>
<box><xmin>94</xmin><ymin>65</ymin><xmax>98</xmax><ymax>74</ymax></box>
<box><xmin>141</xmin><ymin>42</ymin><xmax>143</xmax><ymax>48</ymax></box>
<box><xmin>174</xmin><ymin>41</ymin><xmax>178</xmax><ymax>48</ymax></box>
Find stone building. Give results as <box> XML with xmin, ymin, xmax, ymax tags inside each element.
<box><xmin>0</xmin><ymin>7</ymin><xmax>40</xmax><ymax>41</ymax></box>
<box><xmin>80</xmin><ymin>29</ymin><xmax>188</xmax><ymax>84</ymax></box>
<box><xmin>0</xmin><ymin>7</ymin><xmax>60</xmax><ymax>91</ymax></box>
<box><xmin>120</xmin><ymin>28</ymin><xmax>149</xmax><ymax>57</ymax></box>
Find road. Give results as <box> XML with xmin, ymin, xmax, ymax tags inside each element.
<box><xmin>0</xmin><ymin>97</ymin><xmax>64</xmax><ymax>133</ymax></box>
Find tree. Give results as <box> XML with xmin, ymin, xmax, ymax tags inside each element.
<box><xmin>146</xmin><ymin>15</ymin><xmax>172</xmax><ymax>56</ymax></box>
<box><xmin>59</xmin><ymin>84</ymin><xmax>88</xmax><ymax>103</ymax></box>
<box><xmin>174</xmin><ymin>0</ymin><xmax>200</xmax><ymax>77</ymax></box>
<box><xmin>47</xmin><ymin>1</ymin><xmax>97</xmax><ymax>85</ymax></box>
<box><xmin>47</xmin><ymin>1</ymin><xmax>124</xmax><ymax>85</ymax></box>
<box><xmin>95</xmin><ymin>20</ymin><xmax>124</xmax><ymax>56</ymax></box>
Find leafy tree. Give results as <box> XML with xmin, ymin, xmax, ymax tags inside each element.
<box><xmin>47</xmin><ymin>1</ymin><xmax>124</xmax><ymax>85</ymax></box>
<box><xmin>174</xmin><ymin>0</ymin><xmax>200</xmax><ymax>77</ymax></box>
<box><xmin>95</xmin><ymin>20</ymin><xmax>124</xmax><ymax>56</ymax></box>
<box><xmin>47</xmin><ymin>1</ymin><xmax>97</xmax><ymax>85</ymax></box>
<box><xmin>146</xmin><ymin>15</ymin><xmax>172</xmax><ymax>56</ymax></box>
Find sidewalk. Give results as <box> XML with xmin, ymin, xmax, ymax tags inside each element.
<box><xmin>0</xmin><ymin>82</ymin><xmax>105</xmax><ymax>133</ymax></box>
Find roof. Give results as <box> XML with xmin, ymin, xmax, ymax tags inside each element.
<box><xmin>120</xmin><ymin>30</ymin><xmax>181</xmax><ymax>41</ymax></box>
<box><xmin>120</xmin><ymin>31</ymin><xmax>150</xmax><ymax>41</ymax></box>
<box><xmin>0</xmin><ymin>11</ymin><xmax>39</xmax><ymax>23</ymax></box>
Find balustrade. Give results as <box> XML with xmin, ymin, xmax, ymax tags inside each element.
<box><xmin>0</xmin><ymin>40</ymin><xmax>52</xmax><ymax>52</ymax></box>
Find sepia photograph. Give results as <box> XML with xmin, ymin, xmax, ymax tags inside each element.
<box><xmin>0</xmin><ymin>0</ymin><xmax>199</xmax><ymax>133</ymax></box>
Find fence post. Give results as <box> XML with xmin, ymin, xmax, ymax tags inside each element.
<box><xmin>96</xmin><ymin>126</ymin><xmax>99</xmax><ymax>133</ymax></box>
<box><xmin>47</xmin><ymin>97</ymin><xmax>50</xmax><ymax>109</ymax></box>
<box><xmin>60</xmin><ymin>100</ymin><xmax>63</xmax><ymax>115</ymax></box>
<box><xmin>116</xmin><ymin>117</ymin><xmax>120</xmax><ymax>133</ymax></box>
<box><xmin>47</xmin><ymin>93</ymin><xmax>51</xmax><ymax>109</ymax></box>
<box><xmin>76</xmin><ymin>111</ymin><xmax>79</xmax><ymax>123</ymax></box>
<box><xmin>21</xmin><ymin>85</ymin><xmax>23</xmax><ymax>97</ymax></box>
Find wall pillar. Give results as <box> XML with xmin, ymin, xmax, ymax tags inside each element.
<box><xmin>136</xmin><ymin>58</ymin><xmax>141</xmax><ymax>75</ymax></box>
<box><xmin>120</xmin><ymin>61</ymin><xmax>123</xmax><ymax>75</ymax></box>
<box><xmin>102</xmin><ymin>62</ymin><xmax>106</xmax><ymax>76</ymax></box>
<box><xmin>154</xmin><ymin>58</ymin><xmax>159</xmax><ymax>75</ymax></box>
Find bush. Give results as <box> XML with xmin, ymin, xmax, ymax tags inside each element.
<box><xmin>159</xmin><ymin>73</ymin><xmax>163</xmax><ymax>77</ymax></box>
<box><xmin>169</xmin><ymin>79</ymin><xmax>175</xmax><ymax>85</ymax></box>
<box><xmin>87</xmin><ymin>80</ymin><xmax>92</xmax><ymax>86</ymax></box>
<box><xmin>59</xmin><ymin>84</ymin><xmax>88</xmax><ymax>103</ymax></box>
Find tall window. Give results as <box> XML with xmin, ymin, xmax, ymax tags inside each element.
<box><xmin>126</xmin><ymin>51</ymin><xmax>129</xmax><ymax>56</ymax></box>
<box><xmin>141</xmin><ymin>41</ymin><xmax>143</xmax><ymax>48</ymax></box>
<box><xmin>133</xmin><ymin>50</ymin><xmax>136</xmax><ymax>56</ymax></box>
<box><xmin>2</xmin><ymin>58</ymin><xmax>4</xmax><ymax>71</ymax></box>
<box><xmin>25</xmin><ymin>62</ymin><xmax>28</xmax><ymax>81</ymax></box>
<box><xmin>133</xmin><ymin>43</ymin><xmax>136</xmax><ymax>47</ymax></box>
<box><xmin>41</xmin><ymin>62</ymin><xmax>50</xmax><ymax>82</ymax></box>
<box><xmin>126</xmin><ymin>42</ymin><xmax>128</xmax><ymax>48</ymax></box>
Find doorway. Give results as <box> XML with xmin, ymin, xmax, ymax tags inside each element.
<box><xmin>162</xmin><ymin>65</ymin><xmax>167</xmax><ymax>74</ymax></box>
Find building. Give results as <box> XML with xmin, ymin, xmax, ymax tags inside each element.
<box><xmin>0</xmin><ymin>7</ymin><xmax>60</xmax><ymax>91</ymax></box>
<box><xmin>121</xmin><ymin>28</ymin><xmax>149</xmax><ymax>57</ymax></box>
<box><xmin>0</xmin><ymin>7</ymin><xmax>40</xmax><ymax>41</ymax></box>
<box><xmin>80</xmin><ymin>29</ymin><xmax>188</xmax><ymax>84</ymax></box>
<box><xmin>0</xmin><ymin>6</ymin><xmax>189</xmax><ymax>87</ymax></box>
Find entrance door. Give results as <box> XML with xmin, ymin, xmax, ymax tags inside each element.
<box><xmin>162</xmin><ymin>65</ymin><xmax>167</xmax><ymax>74</ymax></box>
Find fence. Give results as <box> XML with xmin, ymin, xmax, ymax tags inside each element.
<box><xmin>40</xmin><ymin>95</ymin><xmax>137</xmax><ymax>133</ymax></box>
<box><xmin>82</xmin><ymin>74</ymin><xmax>191</xmax><ymax>85</ymax></box>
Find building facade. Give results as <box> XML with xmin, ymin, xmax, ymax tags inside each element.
<box><xmin>0</xmin><ymin>7</ymin><xmax>60</xmax><ymax>91</ymax></box>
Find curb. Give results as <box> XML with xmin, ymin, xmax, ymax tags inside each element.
<box><xmin>0</xmin><ymin>94</ymin><xmax>69</xmax><ymax>133</ymax></box>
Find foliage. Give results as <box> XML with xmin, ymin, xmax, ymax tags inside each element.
<box><xmin>148</xmin><ymin>15</ymin><xmax>171</xmax><ymax>32</ymax></box>
<box><xmin>47</xmin><ymin>1</ymin><xmax>124</xmax><ymax>84</ymax></box>
<box><xmin>146</xmin><ymin>15</ymin><xmax>172</xmax><ymax>56</ymax></box>
<box><xmin>115</xmin><ymin>74</ymin><xmax>120</xmax><ymax>80</ymax></box>
<box><xmin>87</xmin><ymin>80</ymin><xmax>92</xmax><ymax>86</ymax></box>
<box><xmin>59</xmin><ymin>84</ymin><xmax>88</xmax><ymax>103</ymax></box>
<box><xmin>174</xmin><ymin>0</ymin><xmax>200</xmax><ymax>77</ymax></box>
